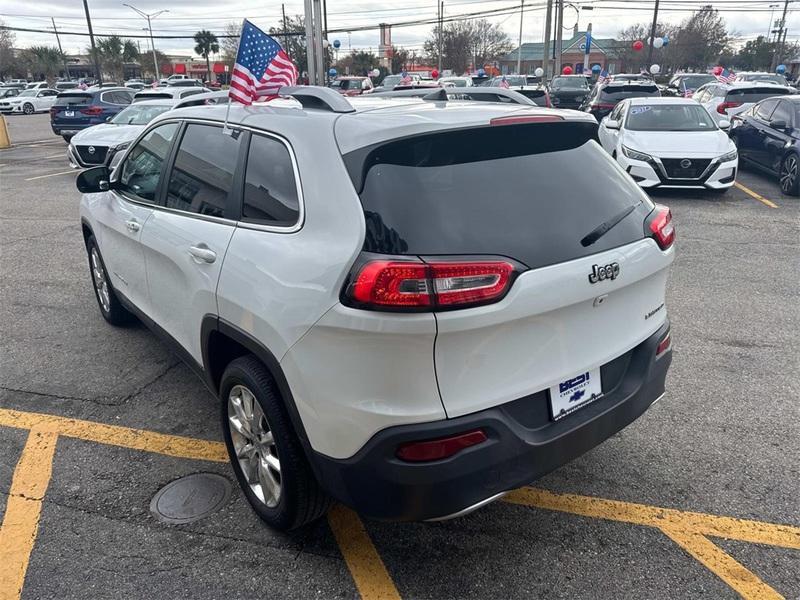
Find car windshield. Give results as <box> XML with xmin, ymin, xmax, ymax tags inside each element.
<box><xmin>332</xmin><ymin>79</ymin><xmax>364</xmax><ymax>90</ymax></box>
<box><xmin>675</xmin><ymin>75</ymin><xmax>715</xmax><ymax>88</ymax></box>
<box><xmin>743</xmin><ymin>74</ymin><xmax>786</xmax><ymax>85</ymax></box>
<box><xmin>381</xmin><ymin>75</ymin><xmax>402</xmax><ymax>88</ymax></box>
<box><xmin>111</xmin><ymin>104</ymin><xmax>172</xmax><ymax>125</ymax></box>
<box><xmin>551</xmin><ymin>77</ymin><xmax>588</xmax><ymax>90</ymax></box>
<box><xmin>496</xmin><ymin>76</ymin><xmax>526</xmax><ymax>86</ymax></box>
<box><xmin>599</xmin><ymin>84</ymin><xmax>659</xmax><ymax>101</ymax></box>
<box><xmin>17</xmin><ymin>90</ymin><xmax>36</xmax><ymax>97</ymax></box>
<box><xmin>442</xmin><ymin>78</ymin><xmax>468</xmax><ymax>87</ymax></box>
<box><xmin>626</xmin><ymin>104</ymin><xmax>716</xmax><ymax>131</ymax></box>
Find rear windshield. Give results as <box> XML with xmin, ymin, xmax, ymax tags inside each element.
<box><xmin>346</xmin><ymin>122</ymin><xmax>653</xmax><ymax>269</ymax></box>
<box><xmin>600</xmin><ymin>85</ymin><xmax>659</xmax><ymax>101</ymax></box>
<box><xmin>54</xmin><ymin>93</ymin><xmax>92</xmax><ymax>106</ymax></box>
<box><xmin>551</xmin><ymin>77</ymin><xmax>589</xmax><ymax>90</ymax></box>
<box><xmin>726</xmin><ymin>88</ymin><xmax>789</xmax><ymax>103</ymax></box>
<box><xmin>133</xmin><ymin>93</ymin><xmax>172</xmax><ymax>102</ymax></box>
<box><xmin>674</xmin><ymin>75</ymin><xmax>715</xmax><ymax>89</ymax></box>
<box><xmin>516</xmin><ymin>89</ymin><xmax>548</xmax><ymax>106</ymax></box>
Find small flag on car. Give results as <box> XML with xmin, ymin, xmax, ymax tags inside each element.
<box><xmin>229</xmin><ymin>19</ymin><xmax>298</xmax><ymax>105</ymax></box>
<box><xmin>597</xmin><ymin>69</ymin><xmax>609</xmax><ymax>84</ymax></box>
<box><xmin>499</xmin><ymin>76</ymin><xmax>510</xmax><ymax>89</ymax></box>
<box><xmin>716</xmin><ymin>68</ymin><xmax>735</xmax><ymax>84</ymax></box>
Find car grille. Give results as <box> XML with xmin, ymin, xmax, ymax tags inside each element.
<box><xmin>661</xmin><ymin>158</ymin><xmax>711</xmax><ymax>180</ymax></box>
<box><xmin>76</xmin><ymin>145</ymin><xmax>109</xmax><ymax>165</ymax></box>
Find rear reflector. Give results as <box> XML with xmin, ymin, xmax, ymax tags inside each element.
<box><xmin>647</xmin><ymin>205</ymin><xmax>675</xmax><ymax>250</ymax></box>
<box><xmin>490</xmin><ymin>114</ymin><xmax>563</xmax><ymax>126</ymax></box>
<box><xmin>656</xmin><ymin>332</ymin><xmax>672</xmax><ymax>357</ymax></box>
<box><xmin>396</xmin><ymin>429</ymin><xmax>488</xmax><ymax>462</ymax></box>
<box><xmin>346</xmin><ymin>259</ymin><xmax>515</xmax><ymax>311</ymax></box>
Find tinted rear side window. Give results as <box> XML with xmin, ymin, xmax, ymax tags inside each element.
<box><xmin>54</xmin><ymin>93</ymin><xmax>92</xmax><ymax>106</ymax></box>
<box><xmin>727</xmin><ymin>88</ymin><xmax>789</xmax><ymax>103</ymax></box>
<box><xmin>348</xmin><ymin>122</ymin><xmax>653</xmax><ymax>269</ymax></box>
<box><xmin>600</xmin><ymin>85</ymin><xmax>659</xmax><ymax>101</ymax></box>
<box><xmin>242</xmin><ymin>134</ymin><xmax>300</xmax><ymax>227</ymax></box>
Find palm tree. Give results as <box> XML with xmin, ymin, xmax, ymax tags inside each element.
<box><xmin>91</xmin><ymin>36</ymin><xmax>139</xmax><ymax>82</ymax></box>
<box><xmin>194</xmin><ymin>30</ymin><xmax>219</xmax><ymax>83</ymax></box>
<box><xmin>22</xmin><ymin>46</ymin><xmax>64</xmax><ymax>85</ymax></box>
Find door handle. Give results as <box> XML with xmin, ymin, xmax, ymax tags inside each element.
<box><xmin>189</xmin><ymin>245</ymin><xmax>217</xmax><ymax>264</ymax></box>
<box><xmin>125</xmin><ymin>220</ymin><xmax>140</xmax><ymax>233</ymax></box>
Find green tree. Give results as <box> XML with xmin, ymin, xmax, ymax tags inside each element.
<box><xmin>194</xmin><ymin>29</ymin><xmax>219</xmax><ymax>82</ymax></box>
<box><xmin>91</xmin><ymin>36</ymin><xmax>138</xmax><ymax>82</ymax></box>
<box><xmin>735</xmin><ymin>36</ymin><xmax>776</xmax><ymax>71</ymax></box>
<box><xmin>22</xmin><ymin>46</ymin><xmax>64</xmax><ymax>85</ymax></box>
<box><xmin>390</xmin><ymin>45</ymin><xmax>409</xmax><ymax>74</ymax></box>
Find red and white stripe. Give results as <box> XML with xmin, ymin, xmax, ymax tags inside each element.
<box><xmin>229</xmin><ymin>50</ymin><xmax>298</xmax><ymax>105</ymax></box>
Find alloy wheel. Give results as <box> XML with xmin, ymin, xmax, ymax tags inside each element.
<box><xmin>780</xmin><ymin>156</ymin><xmax>797</xmax><ymax>194</ymax></box>
<box><xmin>90</xmin><ymin>247</ymin><xmax>111</xmax><ymax>313</ymax></box>
<box><xmin>23</xmin><ymin>103</ymin><xmax>33</xmax><ymax>115</ymax></box>
<box><xmin>227</xmin><ymin>384</ymin><xmax>282</xmax><ymax>507</ymax></box>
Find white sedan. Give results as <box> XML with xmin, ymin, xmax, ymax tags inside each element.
<box><xmin>598</xmin><ymin>97</ymin><xmax>738</xmax><ymax>192</ymax></box>
<box><xmin>0</xmin><ymin>88</ymin><xmax>59</xmax><ymax>115</ymax></box>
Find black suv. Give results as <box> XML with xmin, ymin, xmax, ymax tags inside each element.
<box><xmin>548</xmin><ymin>75</ymin><xmax>591</xmax><ymax>109</ymax></box>
<box><xmin>581</xmin><ymin>81</ymin><xmax>661</xmax><ymax>121</ymax></box>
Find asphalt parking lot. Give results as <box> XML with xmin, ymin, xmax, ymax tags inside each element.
<box><xmin>0</xmin><ymin>113</ymin><xmax>798</xmax><ymax>600</ymax></box>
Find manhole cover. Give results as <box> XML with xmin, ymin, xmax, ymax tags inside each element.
<box><xmin>150</xmin><ymin>473</ymin><xmax>232</xmax><ymax>524</ymax></box>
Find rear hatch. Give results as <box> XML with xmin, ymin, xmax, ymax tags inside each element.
<box><xmin>722</xmin><ymin>86</ymin><xmax>791</xmax><ymax>117</ymax></box>
<box><xmin>345</xmin><ymin>120</ymin><xmax>674</xmax><ymax>417</ymax></box>
<box><xmin>51</xmin><ymin>92</ymin><xmax>95</xmax><ymax>126</ymax></box>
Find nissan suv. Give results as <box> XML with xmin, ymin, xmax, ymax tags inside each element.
<box><xmin>76</xmin><ymin>87</ymin><xmax>675</xmax><ymax>530</ymax></box>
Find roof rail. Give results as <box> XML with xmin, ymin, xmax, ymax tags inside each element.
<box><xmin>371</xmin><ymin>86</ymin><xmax>535</xmax><ymax>106</ymax></box>
<box><xmin>277</xmin><ymin>85</ymin><xmax>355</xmax><ymax>113</ymax></box>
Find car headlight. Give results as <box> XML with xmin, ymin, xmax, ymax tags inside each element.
<box><xmin>114</xmin><ymin>141</ymin><xmax>131</xmax><ymax>151</ymax></box>
<box><xmin>621</xmin><ymin>146</ymin><xmax>653</xmax><ymax>162</ymax></box>
<box><xmin>719</xmin><ymin>150</ymin><xmax>738</xmax><ymax>163</ymax></box>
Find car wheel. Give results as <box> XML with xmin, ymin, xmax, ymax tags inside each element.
<box><xmin>779</xmin><ymin>154</ymin><xmax>800</xmax><ymax>196</ymax></box>
<box><xmin>22</xmin><ymin>103</ymin><xmax>34</xmax><ymax>115</ymax></box>
<box><xmin>85</xmin><ymin>235</ymin><xmax>135</xmax><ymax>326</ymax></box>
<box><xmin>220</xmin><ymin>355</ymin><xmax>332</xmax><ymax>530</ymax></box>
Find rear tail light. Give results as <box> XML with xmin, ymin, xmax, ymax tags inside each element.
<box><xmin>716</xmin><ymin>101</ymin><xmax>742</xmax><ymax>115</ymax></box>
<box><xmin>646</xmin><ymin>205</ymin><xmax>675</xmax><ymax>250</ymax></box>
<box><xmin>656</xmin><ymin>332</ymin><xmax>672</xmax><ymax>358</ymax></box>
<box><xmin>80</xmin><ymin>106</ymin><xmax>104</xmax><ymax>116</ymax></box>
<box><xmin>49</xmin><ymin>107</ymin><xmax>58</xmax><ymax>118</ymax></box>
<box><xmin>345</xmin><ymin>258</ymin><xmax>516</xmax><ymax>311</ymax></box>
<box><xmin>396</xmin><ymin>429</ymin><xmax>487</xmax><ymax>462</ymax></box>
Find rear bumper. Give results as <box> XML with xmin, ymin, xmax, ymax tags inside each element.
<box><xmin>311</xmin><ymin>320</ymin><xmax>672</xmax><ymax>521</ymax></box>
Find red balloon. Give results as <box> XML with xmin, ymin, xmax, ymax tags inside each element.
<box><xmin>632</xmin><ymin>40</ymin><xmax>644</xmax><ymax>51</ymax></box>
<box><xmin>431</xmin><ymin>69</ymin><xmax>439</xmax><ymax>79</ymax></box>
<box><xmin>562</xmin><ymin>66</ymin><xmax>573</xmax><ymax>75</ymax></box>
<box><xmin>712</xmin><ymin>65</ymin><xmax>723</xmax><ymax>76</ymax></box>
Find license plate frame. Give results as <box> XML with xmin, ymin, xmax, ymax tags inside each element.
<box><xmin>549</xmin><ymin>368</ymin><xmax>603</xmax><ymax>421</ymax></box>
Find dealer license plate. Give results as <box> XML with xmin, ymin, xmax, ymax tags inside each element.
<box><xmin>550</xmin><ymin>368</ymin><xmax>602</xmax><ymax>421</ymax></box>
<box><xmin>64</xmin><ymin>110</ymin><xmax>75</xmax><ymax>117</ymax></box>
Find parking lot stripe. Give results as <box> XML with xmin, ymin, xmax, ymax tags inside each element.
<box><xmin>0</xmin><ymin>409</ymin><xmax>228</xmax><ymax>463</ymax></box>
<box><xmin>24</xmin><ymin>170</ymin><xmax>76</xmax><ymax>182</ymax></box>
<box><xmin>734</xmin><ymin>182</ymin><xmax>779</xmax><ymax>208</ymax></box>
<box><xmin>660</xmin><ymin>526</ymin><xmax>783</xmax><ymax>600</ymax></box>
<box><xmin>0</xmin><ymin>428</ymin><xmax>58</xmax><ymax>600</ymax></box>
<box><xmin>328</xmin><ymin>505</ymin><xmax>402</xmax><ymax>600</ymax></box>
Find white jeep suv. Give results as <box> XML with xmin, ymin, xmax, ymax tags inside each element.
<box><xmin>77</xmin><ymin>87</ymin><xmax>675</xmax><ymax>530</ymax></box>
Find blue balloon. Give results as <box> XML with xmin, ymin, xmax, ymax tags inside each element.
<box><xmin>328</xmin><ymin>68</ymin><xmax>337</xmax><ymax>77</ymax></box>
<box><xmin>333</xmin><ymin>39</ymin><xmax>341</xmax><ymax>49</ymax></box>
<box><xmin>477</xmin><ymin>68</ymin><xmax>486</xmax><ymax>77</ymax></box>
<box><xmin>591</xmin><ymin>64</ymin><xmax>601</xmax><ymax>73</ymax></box>
<box><xmin>777</xmin><ymin>64</ymin><xmax>786</xmax><ymax>74</ymax></box>
<box><xmin>662</xmin><ymin>36</ymin><xmax>669</xmax><ymax>46</ymax></box>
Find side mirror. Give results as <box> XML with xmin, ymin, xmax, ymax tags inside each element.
<box><xmin>718</xmin><ymin>119</ymin><xmax>731</xmax><ymax>130</ymax></box>
<box><xmin>605</xmin><ymin>119</ymin><xmax>620</xmax><ymax>130</ymax></box>
<box><xmin>771</xmin><ymin>119</ymin><xmax>787</xmax><ymax>130</ymax></box>
<box><xmin>76</xmin><ymin>166</ymin><xmax>111</xmax><ymax>193</ymax></box>
<box><xmin>105</xmin><ymin>116</ymin><xmax>112</xmax><ymax>123</ymax></box>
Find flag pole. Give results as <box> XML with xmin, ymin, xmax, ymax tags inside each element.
<box><xmin>223</xmin><ymin>19</ymin><xmax>247</xmax><ymax>134</ymax></box>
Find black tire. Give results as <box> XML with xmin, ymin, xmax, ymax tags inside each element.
<box><xmin>85</xmin><ymin>235</ymin><xmax>136</xmax><ymax>326</ymax></box>
<box><xmin>220</xmin><ymin>355</ymin><xmax>332</xmax><ymax>530</ymax></box>
<box><xmin>22</xmin><ymin>103</ymin><xmax>34</xmax><ymax>115</ymax></box>
<box><xmin>779</xmin><ymin>153</ymin><xmax>800</xmax><ymax>196</ymax></box>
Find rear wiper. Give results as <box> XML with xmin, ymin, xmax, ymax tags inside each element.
<box><xmin>580</xmin><ymin>204</ymin><xmax>637</xmax><ymax>247</ymax></box>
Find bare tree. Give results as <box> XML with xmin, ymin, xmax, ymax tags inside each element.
<box><xmin>221</xmin><ymin>22</ymin><xmax>241</xmax><ymax>65</ymax></box>
<box><xmin>0</xmin><ymin>20</ymin><xmax>16</xmax><ymax>80</ymax></box>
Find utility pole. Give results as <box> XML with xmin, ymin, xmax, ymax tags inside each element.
<box><xmin>438</xmin><ymin>1</ymin><xmax>443</xmax><ymax>73</ymax></box>
<box><xmin>772</xmin><ymin>0</ymin><xmax>790</xmax><ymax>71</ymax></box>
<box><xmin>554</xmin><ymin>0</ymin><xmax>563</xmax><ymax>75</ymax></box>
<box><xmin>282</xmin><ymin>4</ymin><xmax>290</xmax><ymax>57</ymax></box>
<box><xmin>516</xmin><ymin>0</ymin><xmax>524</xmax><ymax>75</ymax></box>
<box><xmin>51</xmin><ymin>18</ymin><xmax>70</xmax><ymax>80</ymax></box>
<box><xmin>646</xmin><ymin>0</ymin><xmax>660</xmax><ymax>68</ymax></box>
<box><xmin>542</xmin><ymin>0</ymin><xmax>553</xmax><ymax>80</ymax></box>
<box><xmin>82</xmin><ymin>0</ymin><xmax>102</xmax><ymax>83</ymax></box>
<box><xmin>123</xmin><ymin>5</ymin><xmax>169</xmax><ymax>82</ymax></box>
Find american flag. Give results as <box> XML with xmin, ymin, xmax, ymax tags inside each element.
<box><xmin>229</xmin><ymin>20</ymin><xmax>298</xmax><ymax>105</ymax></box>
<box><xmin>682</xmin><ymin>81</ymin><xmax>693</xmax><ymax>98</ymax></box>
<box><xmin>597</xmin><ymin>69</ymin><xmax>609</xmax><ymax>84</ymax></box>
<box><xmin>399</xmin><ymin>71</ymin><xmax>412</xmax><ymax>85</ymax></box>
<box><xmin>499</xmin><ymin>76</ymin><xmax>510</xmax><ymax>89</ymax></box>
<box><xmin>716</xmin><ymin>68</ymin><xmax>736</xmax><ymax>84</ymax></box>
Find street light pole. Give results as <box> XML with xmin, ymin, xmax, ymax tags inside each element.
<box><xmin>542</xmin><ymin>0</ymin><xmax>553</xmax><ymax>80</ymax></box>
<box><xmin>767</xmin><ymin>3</ymin><xmax>780</xmax><ymax>39</ymax></box>
<box><xmin>516</xmin><ymin>0</ymin><xmax>524</xmax><ymax>75</ymax></box>
<box><xmin>646</xmin><ymin>0</ymin><xmax>660</xmax><ymax>68</ymax></box>
<box><xmin>123</xmin><ymin>4</ymin><xmax>169</xmax><ymax>81</ymax></box>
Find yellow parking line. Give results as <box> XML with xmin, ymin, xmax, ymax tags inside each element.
<box><xmin>661</xmin><ymin>526</ymin><xmax>783</xmax><ymax>600</ymax></box>
<box><xmin>734</xmin><ymin>182</ymin><xmax>779</xmax><ymax>208</ymax></box>
<box><xmin>0</xmin><ymin>428</ymin><xmax>58</xmax><ymax>600</ymax></box>
<box><xmin>0</xmin><ymin>409</ymin><xmax>227</xmax><ymax>463</ymax></box>
<box><xmin>24</xmin><ymin>170</ymin><xmax>76</xmax><ymax>182</ymax></box>
<box><xmin>328</xmin><ymin>505</ymin><xmax>402</xmax><ymax>600</ymax></box>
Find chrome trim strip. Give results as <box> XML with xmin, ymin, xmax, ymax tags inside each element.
<box><xmin>425</xmin><ymin>491</ymin><xmax>508</xmax><ymax>522</ymax></box>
